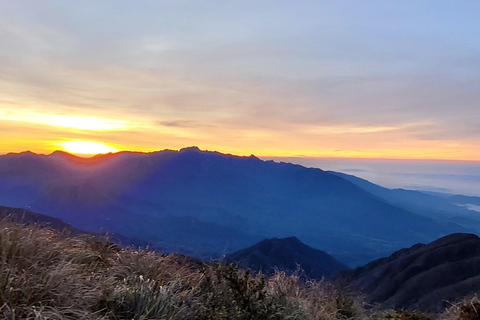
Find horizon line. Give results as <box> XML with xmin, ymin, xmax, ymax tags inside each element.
<box><xmin>2</xmin><ymin>148</ymin><xmax>480</xmax><ymax>163</ymax></box>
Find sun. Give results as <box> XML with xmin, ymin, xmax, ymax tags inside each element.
<box><xmin>57</xmin><ymin>141</ymin><xmax>120</xmax><ymax>156</ymax></box>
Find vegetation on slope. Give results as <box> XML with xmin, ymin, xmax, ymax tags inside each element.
<box><xmin>351</xmin><ymin>233</ymin><xmax>480</xmax><ymax>313</ymax></box>
<box><xmin>0</xmin><ymin>219</ymin><xmax>362</xmax><ymax>319</ymax></box>
<box><xmin>0</xmin><ymin>219</ymin><xmax>477</xmax><ymax>319</ymax></box>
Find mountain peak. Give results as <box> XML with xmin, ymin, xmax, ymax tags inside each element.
<box><xmin>179</xmin><ymin>146</ymin><xmax>202</xmax><ymax>153</ymax></box>
<box><xmin>6</xmin><ymin>150</ymin><xmax>38</xmax><ymax>157</ymax></box>
<box><xmin>248</xmin><ymin>154</ymin><xmax>260</xmax><ymax>161</ymax></box>
<box><xmin>262</xmin><ymin>236</ymin><xmax>302</xmax><ymax>246</ymax></box>
<box><xmin>225</xmin><ymin>236</ymin><xmax>348</xmax><ymax>279</ymax></box>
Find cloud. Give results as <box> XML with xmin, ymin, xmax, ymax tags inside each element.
<box><xmin>390</xmin><ymin>173</ymin><xmax>480</xmax><ymax>183</ymax></box>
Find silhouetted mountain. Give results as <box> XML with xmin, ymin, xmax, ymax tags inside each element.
<box><xmin>0</xmin><ymin>205</ymin><xmax>82</xmax><ymax>234</ymax></box>
<box><xmin>350</xmin><ymin>233</ymin><xmax>480</xmax><ymax>312</ymax></box>
<box><xmin>0</xmin><ymin>148</ymin><xmax>472</xmax><ymax>266</ymax></box>
<box><xmin>0</xmin><ymin>205</ymin><xmax>148</xmax><ymax>248</ymax></box>
<box><xmin>225</xmin><ymin>236</ymin><xmax>349</xmax><ymax>279</ymax></box>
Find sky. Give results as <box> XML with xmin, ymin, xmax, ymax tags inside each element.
<box><xmin>1</xmin><ymin>1</ymin><xmax>480</xmax><ymax>161</ymax></box>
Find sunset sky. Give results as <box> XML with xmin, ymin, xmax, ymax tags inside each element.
<box><xmin>1</xmin><ymin>1</ymin><xmax>480</xmax><ymax>160</ymax></box>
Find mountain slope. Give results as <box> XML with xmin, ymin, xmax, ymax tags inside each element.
<box><xmin>329</xmin><ymin>171</ymin><xmax>480</xmax><ymax>231</ymax></box>
<box><xmin>0</xmin><ymin>205</ymin><xmax>148</xmax><ymax>248</ymax></box>
<box><xmin>0</xmin><ymin>148</ymin><xmax>471</xmax><ymax>266</ymax></box>
<box><xmin>0</xmin><ymin>205</ymin><xmax>82</xmax><ymax>235</ymax></box>
<box><xmin>350</xmin><ymin>233</ymin><xmax>480</xmax><ymax>312</ymax></box>
<box><xmin>0</xmin><ymin>219</ymin><xmax>386</xmax><ymax>320</ymax></box>
<box><xmin>225</xmin><ymin>237</ymin><xmax>349</xmax><ymax>279</ymax></box>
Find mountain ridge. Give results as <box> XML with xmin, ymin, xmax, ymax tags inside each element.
<box><xmin>350</xmin><ymin>232</ymin><xmax>480</xmax><ymax>312</ymax></box>
<box><xmin>0</xmin><ymin>147</ymin><xmax>474</xmax><ymax>266</ymax></box>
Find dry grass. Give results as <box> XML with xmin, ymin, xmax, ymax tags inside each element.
<box><xmin>0</xmin><ymin>220</ymin><xmax>449</xmax><ymax>319</ymax></box>
<box><xmin>438</xmin><ymin>295</ymin><xmax>480</xmax><ymax>320</ymax></box>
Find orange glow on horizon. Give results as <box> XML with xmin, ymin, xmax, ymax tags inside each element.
<box><xmin>1</xmin><ymin>143</ymin><xmax>479</xmax><ymax>162</ymax></box>
<box><xmin>57</xmin><ymin>141</ymin><xmax>120</xmax><ymax>156</ymax></box>
<box><xmin>1</xmin><ymin>110</ymin><xmax>480</xmax><ymax>161</ymax></box>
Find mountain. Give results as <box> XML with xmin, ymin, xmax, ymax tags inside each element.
<box><xmin>0</xmin><ymin>205</ymin><xmax>147</xmax><ymax>248</ymax></box>
<box><xmin>350</xmin><ymin>233</ymin><xmax>480</xmax><ymax>312</ymax></box>
<box><xmin>225</xmin><ymin>236</ymin><xmax>349</xmax><ymax>279</ymax></box>
<box><xmin>0</xmin><ymin>148</ymin><xmax>472</xmax><ymax>266</ymax></box>
<box><xmin>0</xmin><ymin>205</ymin><xmax>82</xmax><ymax>235</ymax></box>
<box><xmin>329</xmin><ymin>171</ymin><xmax>480</xmax><ymax>231</ymax></box>
<box><xmin>0</xmin><ymin>219</ymin><xmax>401</xmax><ymax>320</ymax></box>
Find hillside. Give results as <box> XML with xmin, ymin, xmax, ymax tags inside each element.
<box><xmin>329</xmin><ymin>171</ymin><xmax>480</xmax><ymax>232</ymax></box>
<box><xmin>0</xmin><ymin>205</ymin><xmax>82</xmax><ymax>234</ymax></box>
<box><xmin>0</xmin><ymin>219</ymin><xmax>384</xmax><ymax>320</ymax></box>
<box><xmin>0</xmin><ymin>205</ymin><xmax>148</xmax><ymax>249</ymax></box>
<box><xmin>350</xmin><ymin>233</ymin><xmax>480</xmax><ymax>312</ymax></box>
<box><xmin>3</xmin><ymin>220</ymin><xmax>480</xmax><ymax>319</ymax></box>
<box><xmin>0</xmin><ymin>148</ymin><xmax>472</xmax><ymax>266</ymax></box>
<box><xmin>225</xmin><ymin>236</ymin><xmax>348</xmax><ymax>279</ymax></box>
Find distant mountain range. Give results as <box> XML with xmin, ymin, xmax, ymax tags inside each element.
<box><xmin>1</xmin><ymin>147</ymin><xmax>479</xmax><ymax>266</ymax></box>
<box><xmin>225</xmin><ymin>236</ymin><xmax>348</xmax><ymax>279</ymax></box>
<box><xmin>350</xmin><ymin>233</ymin><xmax>480</xmax><ymax>312</ymax></box>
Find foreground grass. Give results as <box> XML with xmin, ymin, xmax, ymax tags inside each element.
<box><xmin>0</xmin><ymin>220</ymin><xmax>475</xmax><ymax>320</ymax></box>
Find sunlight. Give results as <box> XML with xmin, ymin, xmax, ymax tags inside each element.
<box><xmin>57</xmin><ymin>141</ymin><xmax>120</xmax><ymax>155</ymax></box>
<box><xmin>53</xmin><ymin>115</ymin><xmax>131</xmax><ymax>131</ymax></box>
<box><xmin>1</xmin><ymin>110</ymin><xmax>134</xmax><ymax>131</ymax></box>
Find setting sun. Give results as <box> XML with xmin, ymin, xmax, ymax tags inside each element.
<box><xmin>57</xmin><ymin>141</ymin><xmax>120</xmax><ymax>155</ymax></box>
